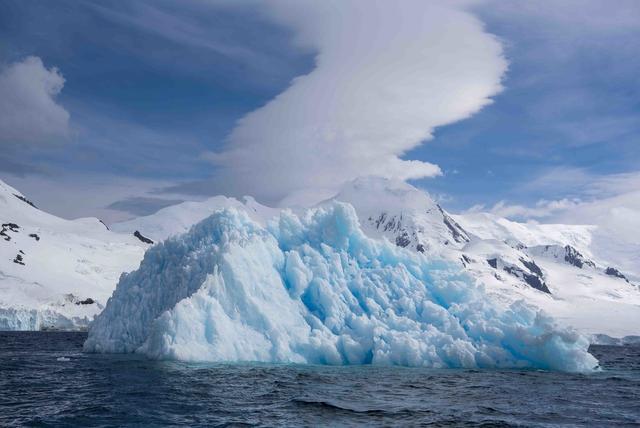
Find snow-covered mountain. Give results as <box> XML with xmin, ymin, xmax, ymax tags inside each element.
<box><xmin>332</xmin><ymin>177</ymin><xmax>639</xmax><ymax>338</ymax></box>
<box><xmin>111</xmin><ymin>195</ymin><xmax>279</xmax><ymax>243</ymax></box>
<box><xmin>106</xmin><ymin>177</ymin><xmax>640</xmax><ymax>339</ymax></box>
<box><xmin>85</xmin><ymin>202</ymin><xmax>597</xmax><ymax>371</ymax></box>
<box><xmin>1</xmin><ymin>177</ymin><xmax>638</xmax><ymax>341</ymax></box>
<box><xmin>0</xmin><ymin>180</ymin><xmax>147</xmax><ymax>330</ymax></box>
<box><xmin>456</xmin><ymin>210</ymin><xmax>640</xmax><ymax>280</ymax></box>
<box><xmin>332</xmin><ymin>177</ymin><xmax>470</xmax><ymax>256</ymax></box>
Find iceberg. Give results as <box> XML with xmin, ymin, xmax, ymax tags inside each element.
<box><xmin>85</xmin><ymin>202</ymin><xmax>597</xmax><ymax>371</ymax></box>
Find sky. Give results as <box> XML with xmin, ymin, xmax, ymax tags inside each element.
<box><xmin>0</xmin><ymin>0</ymin><xmax>638</xmax><ymax>227</ymax></box>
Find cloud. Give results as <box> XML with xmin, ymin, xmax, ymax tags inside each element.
<box><xmin>468</xmin><ymin>198</ymin><xmax>580</xmax><ymax>219</ymax></box>
<box><xmin>522</xmin><ymin>167</ymin><xmax>640</xmax><ymax>200</ymax></box>
<box><xmin>107</xmin><ymin>196</ymin><xmax>184</xmax><ymax>216</ymax></box>
<box><xmin>548</xmin><ymin>188</ymin><xmax>640</xmax><ymax>275</ymax></box>
<box><xmin>0</xmin><ymin>173</ymin><xmax>190</xmax><ymax>223</ymax></box>
<box><xmin>476</xmin><ymin>1</ymin><xmax>640</xmax><ymax>148</ymax></box>
<box><xmin>474</xmin><ymin>168</ymin><xmax>640</xmax><ymax>220</ymax></box>
<box><xmin>521</xmin><ymin>167</ymin><xmax>594</xmax><ymax>197</ymax></box>
<box><xmin>188</xmin><ymin>0</ymin><xmax>506</xmax><ymax>204</ymax></box>
<box><xmin>484</xmin><ymin>0</ymin><xmax>640</xmax><ymax>34</ymax></box>
<box><xmin>542</xmin><ymin>171</ymin><xmax>640</xmax><ymax>237</ymax></box>
<box><xmin>0</xmin><ymin>56</ymin><xmax>70</xmax><ymax>144</ymax></box>
<box><xmin>468</xmin><ymin>169</ymin><xmax>640</xmax><ymax>273</ymax></box>
<box><xmin>88</xmin><ymin>1</ymin><xmax>272</xmax><ymax>69</ymax></box>
<box><xmin>83</xmin><ymin>0</ymin><xmax>310</xmax><ymax>89</ymax></box>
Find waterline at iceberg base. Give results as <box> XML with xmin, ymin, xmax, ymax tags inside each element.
<box><xmin>84</xmin><ymin>202</ymin><xmax>597</xmax><ymax>372</ymax></box>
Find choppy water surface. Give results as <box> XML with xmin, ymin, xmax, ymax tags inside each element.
<box><xmin>1</xmin><ymin>332</ymin><xmax>639</xmax><ymax>427</ymax></box>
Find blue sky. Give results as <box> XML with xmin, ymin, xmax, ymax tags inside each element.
<box><xmin>0</xmin><ymin>0</ymin><xmax>312</xmax><ymax>179</ymax></box>
<box><xmin>0</xmin><ymin>0</ymin><xmax>638</xmax><ymax>223</ymax></box>
<box><xmin>414</xmin><ymin>1</ymin><xmax>640</xmax><ymax>211</ymax></box>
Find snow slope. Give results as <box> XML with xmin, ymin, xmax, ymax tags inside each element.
<box><xmin>456</xmin><ymin>211</ymin><xmax>640</xmax><ymax>280</ymax></box>
<box><xmin>453</xmin><ymin>212</ymin><xmax>595</xmax><ymax>256</ymax></box>
<box><xmin>333</xmin><ymin>178</ymin><xmax>640</xmax><ymax>338</ymax></box>
<box><xmin>2</xmin><ymin>176</ymin><xmax>637</xmax><ymax>340</ymax></box>
<box><xmin>85</xmin><ymin>202</ymin><xmax>596</xmax><ymax>371</ymax></box>
<box><xmin>111</xmin><ymin>195</ymin><xmax>278</xmax><ymax>243</ymax></box>
<box><xmin>333</xmin><ymin>177</ymin><xmax>470</xmax><ymax>257</ymax></box>
<box><xmin>0</xmin><ymin>180</ymin><xmax>146</xmax><ymax>330</ymax></box>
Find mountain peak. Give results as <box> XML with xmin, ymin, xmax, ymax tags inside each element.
<box><xmin>334</xmin><ymin>176</ymin><xmax>438</xmax><ymax>214</ymax></box>
<box><xmin>332</xmin><ymin>176</ymin><xmax>469</xmax><ymax>255</ymax></box>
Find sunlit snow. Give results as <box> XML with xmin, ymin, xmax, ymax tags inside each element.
<box><xmin>85</xmin><ymin>202</ymin><xmax>597</xmax><ymax>371</ymax></box>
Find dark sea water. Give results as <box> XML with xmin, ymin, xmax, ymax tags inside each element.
<box><xmin>1</xmin><ymin>332</ymin><xmax>639</xmax><ymax>427</ymax></box>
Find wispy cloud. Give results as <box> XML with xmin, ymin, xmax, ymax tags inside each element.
<box><xmin>465</xmin><ymin>167</ymin><xmax>640</xmax><ymax>272</ymax></box>
<box><xmin>480</xmin><ymin>0</ymin><xmax>640</xmax><ymax>149</ymax></box>
<box><xmin>466</xmin><ymin>198</ymin><xmax>580</xmax><ymax>219</ymax></box>
<box><xmin>107</xmin><ymin>196</ymin><xmax>184</xmax><ymax>217</ymax></box>
<box><xmin>0</xmin><ymin>172</ymin><xmax>192</xmax><ymax>223</ymax></box>
<box><xmin>84</xmin><ymin>0</ymin><xmax>304</xmax><ymax>83</ymax></box>
<box><xmin>88</xmin><ymin>1</ymin><xmax>256</xmax><ymax>61</ymax></box>
<box><xmin>522</xmin><ymin>167</ymin><xmax>640</xmax><ymax>200</ymax></box>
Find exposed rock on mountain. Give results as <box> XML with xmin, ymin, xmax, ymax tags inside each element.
<box><xmin>605</xmin><ymin>267</ymin><xmax>630</xmax><ymax>283</ymax></box>
<box><xmin>528</xmin><ymin>244</ymin><xmax>597</xmax><ymax>269</ymax></box>
<box><xmin>133</xmin><ymin>230</ymin><xmax>154</xmax><ymax>245</ymax></box>
<box><xmin>13</xmin><ymin>193</ymin><xmax>37</xmax><ymax>208</ymax></box>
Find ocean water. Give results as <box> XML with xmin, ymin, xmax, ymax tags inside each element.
<box><xmin>1</xmin><ymin>332</ymin><xmax>639</xmax><ymax>427</ymax></box>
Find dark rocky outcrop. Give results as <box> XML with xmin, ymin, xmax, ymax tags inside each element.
<box><xmin>1</xmin><ymin>223</ymin><xmax>20</xmax><ymax>241</ymax></box>
<box><xmin>504</xmin><ymin>265</ymin><xmax>550</xmax><ymax>293</ymax></box>
<box><xmin>134</xmin><ymin>230</ymin><xmax>154</xmax><ymax>245</ymax></box>
<box><xmin>436</xmin><ymin>204</ymin><xmax>470</xmax><ymax>244</ymax></box>
<box><xmin>460</xmin><ymin>254</ymin><xmax>472</xmax><ymax>267</ymax></box>
<box><xmin>527</xmin><ymin>244</ymin><xmax>596</xmax><ymax>269</ymax></box>
<box><xmin>605</xmin><ymin>267</ymin><xmax>629</xmax><ymax>283</ymax></box>
<box><xmin>395</xmin><ymin>233</ymin><xmax>411</xmax><ymax>248</ymax></box>
<box><xmin>372</xmin><ymin>212</ymin><xmax>408</xmax><ymax>235</ymax></box>
<box><xmin>29</xmin><ymin>233</ymin><xmax>40</xmax><ymax>241</ymax></box>
<box><xmin>519</xmin><ymin>257</ymin><xmax>544</xmax><ymax>278</ymax></box>
<box><xmin>13</xmin><ymin>253</ymin><xmax>25</xmax><ymax>265</ymax></box>
<box><xmin>505</xmin><ymin>239</ymin><xmax>527</xmax><ymax>251</ymax></box>
<box><xmin>564</xmin><ymin>245</ymin><xmax>596</xmax><ymax>269</ymax></box>
<box><xmin>13</xmin><ymin>193</ymin><xmax>37</xmax><ymax>208</ymax></box>
<box><xmin>486</xmin><ymin>256</ymin><xmax>550</xmax><ymax>293</ymax></box>
<box><xmin>76</xmin><ymin>298</ymin><xmax>95</xmax><ymax>305</ymax></box>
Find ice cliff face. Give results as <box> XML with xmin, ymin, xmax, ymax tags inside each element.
<box><xmin>85</xmin><ymin>202</ymin><xmax>597</xmax><ymax>371</ymax></box>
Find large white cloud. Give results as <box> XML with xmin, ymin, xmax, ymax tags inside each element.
<box><xmin>205</xmin><ymin>0</ymin><xmax>507</xmax><ymax>205</ymax></box>
<box><xmin>0</xmin><ymin>56</ymin><xmax>70</xmax><ymax>144</ymax></box>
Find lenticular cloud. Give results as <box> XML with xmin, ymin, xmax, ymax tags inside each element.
<box><xmin>85</xmin><ymin>202</ymin><xmax>597</xmax><ymax>372</ymax></box>
<box><xmin>202</xmin><ymin>0</ymin><xmax>507</xmax><ymax>204</ymax></box>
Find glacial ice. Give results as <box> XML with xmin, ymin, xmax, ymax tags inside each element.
<box><xmin>85</xmin><ymin>202</ymin><xmax>598</xmax><ymax>371</ymax></box>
